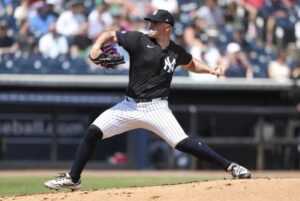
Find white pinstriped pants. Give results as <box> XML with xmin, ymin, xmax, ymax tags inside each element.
<box><xmin>92</xmin><ymin>97</ymin><xmax>188</xmax><ymax>148</ymax></box>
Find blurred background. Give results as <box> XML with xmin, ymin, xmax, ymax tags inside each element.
<box><xmin>1</xmin><ymin>0</ymin><xmax>300</xmax><ymax>171</ymax></box>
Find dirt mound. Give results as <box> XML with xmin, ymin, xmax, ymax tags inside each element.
<box><xmin>2</xmin><ymin>178</ymin><xmax>300</xmax><ymax>201</ymax></box>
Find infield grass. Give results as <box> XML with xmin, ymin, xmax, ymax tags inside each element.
<box><xmin>0</xmin><ymin>176</ymin><xmax>215</xmax><ymax>197</ymax></box>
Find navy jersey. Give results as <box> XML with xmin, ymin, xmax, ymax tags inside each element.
<box><xmin>116</xmin><ymin>31</ymin><xmax>192</xmax><ymax>99</ymax></box>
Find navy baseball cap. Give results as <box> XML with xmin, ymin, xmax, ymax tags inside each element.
<box><xmin>144</xmin><ymin>9</ymin><xmax>174</xmax><ymax>27</ymax></box>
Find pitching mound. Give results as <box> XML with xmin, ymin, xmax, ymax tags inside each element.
<box><xmin>2</xmin><ymin>178</ymin><xmax>300</xmax><ymax>201</ymax></box>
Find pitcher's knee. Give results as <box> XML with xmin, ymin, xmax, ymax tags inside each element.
<box><xmin>175</xmin><ymin>137</ymin><xmax>201</xmax><ymax>152</ymax></box>
<box><xmin>87</xmin><ymin>124</ymin><xmax>103</xmax><ymax>140</ymax></box>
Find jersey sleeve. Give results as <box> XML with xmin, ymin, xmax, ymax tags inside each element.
<box><xmin>116</xmin><ymin>31</ymin><xmax>141</xmax><ymax>53</ymax></box>
<box><xmin>176</xmin><ymin>45</ymin><xmax>192</xmax><ymax>66</ymax></box>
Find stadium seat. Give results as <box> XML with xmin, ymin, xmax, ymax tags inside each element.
<box><xmin>42</xmin><ymin>57</ymin><xmax>64</xmax><ymax>74</ymax></box>
<box><xmin>0</xmin><ymin>60</ymin><xmax>16</xmax><ymax>73</ymax></box>
<box><xmin>69</xmin><ymin>57</ymin><xmax>91</xmax><ymax>74</ymax></box>
<box><xmin>16</xmin><ymin>53</ymin><xmax>45</xmax><ymax>74</ymax></box>
<box><xmin>0</xmin><ymin>53</ymin><xmax>18</xmax><ymax>73</ymax></box>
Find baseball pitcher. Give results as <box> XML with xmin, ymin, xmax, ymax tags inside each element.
<box><xmin>45</xmin><ymin>9</ymin><xmax>251</xmax><ymax>191</ymax></box>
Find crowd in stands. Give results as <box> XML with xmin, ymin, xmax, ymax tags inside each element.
<box><xmin>0</xmin><ymin>0</ymin><xmax>300</xmax><ymax>80</ymax></box>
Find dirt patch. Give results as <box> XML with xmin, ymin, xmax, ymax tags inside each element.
<box><xmin>2</xmin><ymin>178</ymin><xmax>300</xmax><ymax>201</ymax></box>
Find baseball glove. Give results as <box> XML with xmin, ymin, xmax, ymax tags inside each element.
<box><xmin>89</xmin><ymin>44</ymin><xmax>125</xmax><ymax>68</ymax></box>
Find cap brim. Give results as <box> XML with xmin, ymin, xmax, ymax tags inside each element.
<box><xmin>144</xmin><ymin>17</ymin><xmax>163</xmax><ymax>23</ymax></box>
<box><xmin>144</xmin><ymin>17</ymin><xmax>173</xmax><ymax>27</ymax></box>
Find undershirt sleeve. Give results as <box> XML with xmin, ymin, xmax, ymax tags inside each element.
<box><xmin>116</xmin><ymin>31</ymin><xmax>141</xmax><ymax>54</ymax></box>
<box><xmin>176</xmin><ymin>45</ymin><xmax>192</xmax><ymax>66</ymax></box>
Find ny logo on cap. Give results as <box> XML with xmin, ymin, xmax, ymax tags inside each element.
<box><xmin>153</xmin><ymin>10</ymin><xmax>158</xmax><ymax>15</ymax></box>
<box><xmin>163</xmin><ymin>57</ymin><xmax>176</xmax><ymax>73</ymax></box>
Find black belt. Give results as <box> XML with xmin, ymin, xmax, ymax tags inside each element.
<box><xmin>125</xmin><ymin>96</ymin><xmax>168</xmax><ymax>103</ymax></box>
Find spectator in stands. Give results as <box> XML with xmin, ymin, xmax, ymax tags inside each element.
<box><xmin>28</xmin><ymin>1</ymin><xmax>57</xmax><ymax>38</ymax></box>
<box><xmin>202</xmin><ymin>29</ymin><xmax>221</xmax><ymax>67</ymax></box>
<box><xmin>30</xmin><ymin>0</ymin><xmax>42</xmax><ymax>4</ymax></box>
<box><xmin>46</xmin><ymin>0</ymin><xmax>63</xmax><ymax>17</ymax></box>
<box><xmin>150</xmin><ymin>0</ymin><xmax>179</xmax><ymax>14</ymax></box>
<box><xmin>3</xmin><ymin>0</ymin><xmax>298</xmax><ymax>78</ymax></box>
<box><xmin>183</xmin><ymin>16</ymin><xmax>206</xmax><ymax>51</ymax></box>
<box><xmin>131</xmin><ymin>17</ymin><xmax>148</xmax><ymax>34</ymax></box>
<box><xmin>234</xmin><ymin>0</ymin><xmax>264</xmax><ymax>39</ymax></box>
<box><xmin>1</xmin><ymin>0</ymin><xmax>14</xmax><ymax>16</ymax></box>
<box><xmin>56</xmin><ymin>0</ymin><xmax>87</xmax><ymax>38</ymax></box>
<box><xmin>125</xmin><ymin>0</ymin><xmax>151</xmax><ymax>20</ymax></box>
<box><xmin>70</xmin><ymin>22</ymin><xmax>92</xmax><ymax>59</ymax></box>
<box><xmin>183</xmin><ymin>16</ymin><xmax>209</xmax><ymax>80</ymax></box>
<box><xmin>13</xmin><ymin>0</ymin><xmax>30</xmax><ymax>24</ymax></box>
<box><xmin>231</xmin><ymin>27</ymin><xmax>260</xmax><ymax>63</ymax></box>
<box><xmin>232</xmin><ymin>27</ymin><xmax>256</xmax><ymax>54</ymax></box>
<box><xmin>292</xmin><ymin>59</ymin><xmax>300</xmax><ymax>79</ymax></box>
<box><xmin>14</xmin><ymin>19</ymin><xmax>36</xmax><ymax>52</ymax></box>
<box><xmin>268</xmin><ymin>50</ymin><xmax>291</xmax><ymax>80</ymax></box>
<box><xmin>119</xmin><ymin>11</ymin><xmax>134</xmax><ymax>31</ymax></box>
<box><xmin>295</xmin><ymin>14</ymin><xmax>300</xmax><ymax>50</ymax></box>
<box><xmin>0</xmin><ymin>21</ymin><xmax>18</xmax><ymax>54</ymax></box>
<box><xmin>196</xmin><ymin>0</ymin><xmax>224</xmax><ymax>29</ymax></box>
<box><xmin>258</xmin><ymin>0</ymin><xmax>295</xmax><ymax>48</ymax></box>
<box><xmin>176</xmin><ymin>0</ymin><xmax>201</xmax><ymax>27</ymax></box>
<box><xmin>188</xmin><ymin>28</ymin><xmax>220</xmax><ymax>81</ymax></box>
<box><xmin>235</xmin><ymin>0</ymin><xmax>264</xmax><ymax>16</ymax></box>
<box><xmin>38</xmin><ymin>22</ymin><xmax>68</xmax><ymax>58</ymax></box>
<box><xmin>221</xmin><ymin>42</ymin><xmax>253</xmax><ymax>79</ymax></box>
<box><xmin>87</xmin><ymin>3</ymin><xmax>114</xmax><ymax>40</ymax></box>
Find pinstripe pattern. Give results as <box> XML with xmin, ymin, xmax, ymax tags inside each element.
<box><xmin>92</xmin><ymin>98</ymin><xmax>188</xmax><ymax>148</ymax></box>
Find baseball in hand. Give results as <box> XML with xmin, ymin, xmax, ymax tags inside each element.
<box><xmin>213</xmin><ymin>66</ymin><xmax>225</xmax><ymax>77</ymax></box>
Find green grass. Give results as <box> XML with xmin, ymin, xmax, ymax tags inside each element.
<box><xmin>0</xmin><ymin>176</ymin><xmax>213</xmax><ymax>197</ymax></box>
